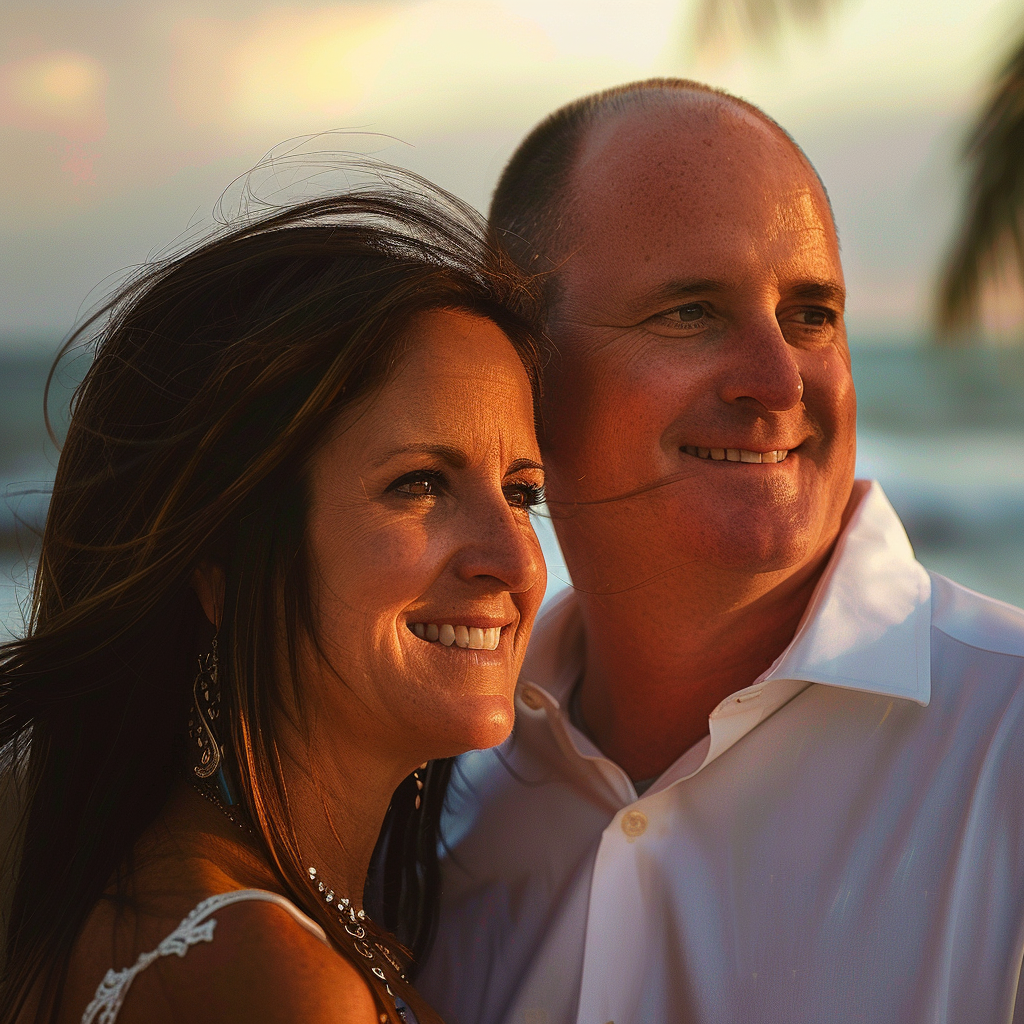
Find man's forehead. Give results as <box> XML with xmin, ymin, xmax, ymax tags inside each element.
<box><xmin>582</xmin><ymin>99</ymin><xmax>811</xmax><ymax>192</ymax></box>
<box><xmin>561</xmin><ymin>106</ymin><xmax>831</xmax><ymax>271</ymax></box>
<box><xmin>545</xmin><ymin>97</ymin><xmax>842</xmax><ymax>320</ymax></box>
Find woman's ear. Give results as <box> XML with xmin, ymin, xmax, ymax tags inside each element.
<box><xmin>192</xmin><ymin>563</ymin><xmax>225</xmax><ymax>630</ymax></box>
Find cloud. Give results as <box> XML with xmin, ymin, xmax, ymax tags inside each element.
<box><xmin>168</xmin><ymin>1</ymin><xmax>637</xmax><ymax>136</ymax></box>
<box><xmin>0</xmin><ymin>51</ymin><xmax>107</xmax><ymax>141</ymax></box>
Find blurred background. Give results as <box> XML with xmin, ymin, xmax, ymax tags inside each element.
<box><xmin>4</xmin><ymin>0</ymin><xmax>1024</xmax><ymax>635</ymax></box>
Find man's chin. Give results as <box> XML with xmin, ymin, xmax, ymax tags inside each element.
<box><xmin>553</xmin><ymin>480</ymin><xmax>846</xmax><ymax>593</ymax></box>
<box><xmin>700</xmin><ymin>535</ymin><xmax>819</xmax><ymax>576</ymax></box>
<box><xmin>565</xmin><ymin>527</ymin><xmax>826</xmax><ymax>598</ymax></box>
<box><xmin>658</xmin><ymin>497</ymin><xmax>827</xmax><ymax>581</ymax></box>
<box><xmin>693</xmin><ymin>495</ymin><xmax>853</xmax><ymax>585</ymax></box>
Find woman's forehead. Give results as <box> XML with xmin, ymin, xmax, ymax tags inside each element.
<box><xmin>319</xmin><ymin>311</ymin><xmax>539</xmax><ymax>470</ymax></box>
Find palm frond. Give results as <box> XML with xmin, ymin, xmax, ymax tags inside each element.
<box><xmin>692</xmin><ymin>0</ymin><xmax>837</xmax><ymax>48</ymax></box>
<box><xmin>937</xmin><ymin>34</ymin><xmax>1024</xmax><ymax>339</ymax></box>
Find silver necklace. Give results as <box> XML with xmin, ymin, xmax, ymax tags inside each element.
<box><xmin>307</xmin><ymin>865</ymin><xmax>409</xmax><ymax>985</ymax></box>
<box><xmin>191</xmin><ymin>779</ymin><xmax>408</xmax><ymax>989</ymax></box>
<box><xmin>190</xmin><ymin>777</ymin><xmax>254</xmax><ymax>835</ymax></box>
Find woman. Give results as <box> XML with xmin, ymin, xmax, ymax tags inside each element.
<box><xmin>0</xmin><ymin>180</ymin><xmax>547</xmax><ymax>1023</ymax></box>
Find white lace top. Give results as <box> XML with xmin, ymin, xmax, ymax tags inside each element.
<box><xmin>80</xmin><ymin>888</ymin><xmax>415</xmax><ymax>1024</ymax></box>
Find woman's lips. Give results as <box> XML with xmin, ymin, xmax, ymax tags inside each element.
<box><xmin>407</xmin><ymin>623</ymin><xmax>503</xmax><ymax>650</ymax></box>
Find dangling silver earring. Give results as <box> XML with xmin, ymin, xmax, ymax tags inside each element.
<box><xmin>188</xmin><ymin>637</ymin><xmax>222</xmax><ymax>780</ymax></box>
<box><xmin>413</xmin><ymin>762</ymin><xmax>427</xmax><ymax>810</ymax></box>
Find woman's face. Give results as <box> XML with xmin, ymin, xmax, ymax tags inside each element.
<box><xmin>299</xmin><ymin>309</ymin><xmax>546</xmax><ymax>765</ymax></box>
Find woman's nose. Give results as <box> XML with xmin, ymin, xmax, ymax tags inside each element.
<box><xmin>453</xmin><ymin>498</ymin><xmax>546</xmax><ymax>596</ymax></box>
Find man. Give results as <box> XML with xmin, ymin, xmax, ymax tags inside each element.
<box><xmin>417</xmin><ymin>80</ymin><xmax>1024</xmax><ymax>1024</ymax></box>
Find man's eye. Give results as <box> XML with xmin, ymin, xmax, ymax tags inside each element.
<box><xmin>647</xmin><ymin>301</ymin><xmax>704</xmax><ymax>329</ymax></box>
<box><xmin>797</xmin><ymin>309</ymin><xmax>831</xmax><ymax>327</ymax></box>
<box><xmin>664</xmin><ymin>303</ymin><xmax>706</xmax><ymax>324</ymax></box>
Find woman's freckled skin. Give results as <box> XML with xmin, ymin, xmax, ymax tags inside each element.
<box><xmin>292</xmin><ymin>309</ymin><xmax>546</xmax><ymax>767</ymax></box>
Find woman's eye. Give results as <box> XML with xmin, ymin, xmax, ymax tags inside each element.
<box><xmin>387</xmin><ymin>471</ymin><xmax>444</xmax><ymax>497</ymax></box>
<box><xmin>504</xmin><ymin>482</ymin><xmax>546</xmax><ymax>510</ymax></box>
<box><xmin>400</xmin><ymin>479</ymin><xmax>433</xmax><ymax>496</ymax></box>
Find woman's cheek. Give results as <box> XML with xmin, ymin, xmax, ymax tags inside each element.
<box><xmin>341</xmin><ymin>517</ymin><xmax>433</xmax><ymax>599</ymax></box>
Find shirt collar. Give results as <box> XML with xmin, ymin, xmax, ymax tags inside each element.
<box><xmin>520</xmin><ymin>477</ymin><xmax>931</xmax><ymax>726</ymax></box>
<box><xmin>514</xmin><ymin>481</ymin><xmax>931</xmax><ymax>798</ymax></box>
<box><xmin>760</xmin><ymin>479</ymin><xmax>931</xmax><ymax>705</ymax></box>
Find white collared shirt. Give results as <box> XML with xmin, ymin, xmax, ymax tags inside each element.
<box><xmin>418</xmin><ymin>481</ymin><xmax>1024</xmax><ymax>1024</ymax></box>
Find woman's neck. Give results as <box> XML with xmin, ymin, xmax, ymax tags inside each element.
<box><xmin>275</xmin><ymin>746</ymin><xmax>401</xmax><ymax>914</ymax></box>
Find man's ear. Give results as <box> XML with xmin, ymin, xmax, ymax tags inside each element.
<box><xmin>192</xmin><ymin>563</ymin><xmax>225</xmax><ymax>630</ymax></box>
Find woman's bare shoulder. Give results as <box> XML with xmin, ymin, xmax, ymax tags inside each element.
<box><xmin>99</xmin><ymin>896</ymin><xmax>381</xmax><ymax>1024</ymax></box>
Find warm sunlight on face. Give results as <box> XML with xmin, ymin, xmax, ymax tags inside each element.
<box><xmin>298</xmin><ymin>310</ymin><xmax>546</xmax><ymax>764</ymax></box>
<box><xmin>543</xmin><ymin>102</ymin><xmax>856</xmax><ymax>596</ymax></box>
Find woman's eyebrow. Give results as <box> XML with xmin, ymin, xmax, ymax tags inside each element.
<box><xmin>506</xmin><ymin>459</ymin><xmax>544</xmax><ymax>475</ymax></box>
<box><xmin>370</xmin><ymin>442</ymin><xmax>468</xmax><ymax>469</ymax></box>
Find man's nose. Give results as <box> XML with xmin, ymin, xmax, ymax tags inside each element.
<box><xmin>453</xmin><ymin>497</ymin><xmax>545</xmax><ymax>596</ymax></box>
<box><xmin>718</xmin><ymin>315</ymin><xmax>805</xmax><ymax>413</ymax></box>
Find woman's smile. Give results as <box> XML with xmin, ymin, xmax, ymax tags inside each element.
<box><xmin>406</xmin><ymin>621</ymin><xmax>509</xmax><ymax>650</ymax></box>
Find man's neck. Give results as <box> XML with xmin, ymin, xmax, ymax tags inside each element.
<box><xmin>574</xmin><ymin>547</ymin><xmax>833</xmax><ymax>781</ymax></box>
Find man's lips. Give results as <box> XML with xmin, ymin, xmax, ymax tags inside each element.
<box><xmin>680</xmin><ymin>445</ymin><xmax>795</xmax><ymax>464</ymax></box>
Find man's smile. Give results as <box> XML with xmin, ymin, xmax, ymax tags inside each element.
<box><xmin>680</xmin><ymin>445</ymin><xmax>793</xmax><ymax>464</ymax></box>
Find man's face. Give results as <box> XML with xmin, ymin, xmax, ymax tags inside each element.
<box><xmin>542</xmin><ymin>102</ymin><xmax>857</xmax><ymax>595</ymax></box>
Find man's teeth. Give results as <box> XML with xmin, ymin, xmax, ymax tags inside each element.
<box><xmin>408</xmin><ymin>622</ymin><xmax>501</xmax><ymax>650</ymax></box>
<box><xmin>682</xmin><ymin>446</ymin><xmax>789</xmax><ymax>464</ymax></box>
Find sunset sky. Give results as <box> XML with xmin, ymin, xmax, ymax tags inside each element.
<box><xmin>0</xmin><ymin>0</ymin><xmax>1018</xmax><ymax>346</ymax></box>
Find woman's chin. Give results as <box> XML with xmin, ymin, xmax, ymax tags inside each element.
<box><xmin>424</xmin><ymin>693</ymin><xmax>515</xmax><ymax>757</ymax></box>
<box><xmin>469</xmin><ymin>699</ymin><xmax>516</xmax><ymax>750</ymax></box>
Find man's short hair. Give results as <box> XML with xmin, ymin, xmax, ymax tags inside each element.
<box><xmin>489</xmin><ymin>78</ymin><xmax>831</xmax><ymax>300</ymax></box>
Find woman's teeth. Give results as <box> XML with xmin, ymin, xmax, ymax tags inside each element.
<box><xmin>408</xmin><ymin>623</ymin><xmax>501</xmax><ymax>650</ymax></box>
<box><xmin>683</xmin><ymin>446</ymin><xmax>790</xmax><ymax>463</ymax></box>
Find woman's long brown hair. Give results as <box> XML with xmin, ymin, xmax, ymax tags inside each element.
<box><xmin>0</xmin><ymin>178</ymin><xmax>543</xmax><ymax>1023</ymax></box>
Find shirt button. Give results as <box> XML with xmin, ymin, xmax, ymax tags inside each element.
<box><xmin>734</xmin><ymin>687</ymin><xmax>765</xmax><ymax>704</ymax></box>
<box><xmin>621</xmin><ymin>810</ymin><xmax>648</xmax><ymax>838</ymax></box>
<box><xmin>519</xmin><ymin>686</ymin><xmax>543</xmax><ymax>710</ymax></box>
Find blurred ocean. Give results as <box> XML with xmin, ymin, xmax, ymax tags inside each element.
<box><xmin>4</xmin><ymin>342</ymin><xmax>1024</xmax><ymax>639</ymax></box>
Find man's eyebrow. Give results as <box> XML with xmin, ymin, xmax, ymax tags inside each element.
<box><xmin>630</xmin><ymin>278</ymin><xmax>847</xmax><ymax>312</ymax></box>
<box><xmin>634</xmin><ymin>279</ymin><xmax>727</xmax><ymax>309</ymax></box>
<box><xmin>370</xmin><ymin>443</ymin><xmax>468</xmax><ymax>469</ymax></box>
<box><xmin>789</xmin><ymin>281</ymin><xmax>847</xmax><ymax>307</ymax></box>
